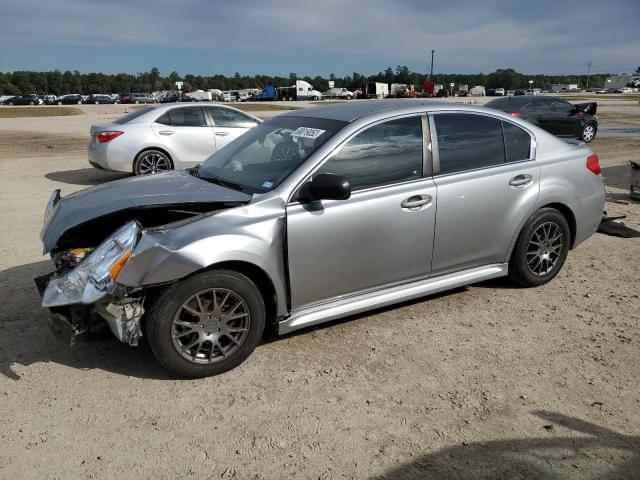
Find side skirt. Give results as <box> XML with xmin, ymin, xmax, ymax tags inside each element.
<box><xmin>277</xmin><ymin>263</ymin><xmax>508</xmax><ymax>335</ymax></box>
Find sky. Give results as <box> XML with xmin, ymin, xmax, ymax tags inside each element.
<box><xmin>0</xmin><ymin>0</ymin><xmax>637</xmax><ymax>77</ymax></box>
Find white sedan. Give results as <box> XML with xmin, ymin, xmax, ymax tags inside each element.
<box><xmin>88</xmin><ymin>103</ymin><xmax>262</xmax><ymax>175</ymax></box>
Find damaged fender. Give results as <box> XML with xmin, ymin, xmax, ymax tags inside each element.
<box><xmin>117</xmin><ymin>196</ymin><xmax>290</xmax><ymax>317</ymax></box>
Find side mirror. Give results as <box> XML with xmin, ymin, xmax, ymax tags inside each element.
<box><xmin>298</xmin><ymin>173</ymin><xmax>351</xmax><ymax>202</ymax></box>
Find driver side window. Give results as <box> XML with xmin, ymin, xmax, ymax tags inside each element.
<box><xmin>315</xmin><ymin>116</ymin><xmax>423</xmax><ymax>191</ymax></box>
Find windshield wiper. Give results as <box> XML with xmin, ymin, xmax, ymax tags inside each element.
<box><xmin>189</xmin><ymin>164</ymin><xmax>201</xmax><ymax>177</ymax></box>
<box><xmin>200</xmin><ymin>174</ymin><xmax>245</xmax><ymax>192</ymax></box>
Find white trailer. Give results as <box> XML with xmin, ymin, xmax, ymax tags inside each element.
<box><xmin>470</xmin><ymin>86</ymin><xmax>486</xmax><ymax>96</ymax></box>
<box><xmin>390</xmin><ymin>83</ymin><xmax>408</xmax><ymax>97</ymax></box>
<box><xmin>366</xmin><ymin>82</ymin><xmax>389</xmax><ymax>99</ymax></box>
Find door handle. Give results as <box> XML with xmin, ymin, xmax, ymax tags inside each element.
<box><xmin>509</xmin><ymin>174</ymin><xmax>533</xmax><ymax>187</ymax></box>
<box><xmin>215</xmin><ymin>131</ymin><xmax>229</xmax><ymax>137</ymax></box>
<box><xmin>401</xmin><ymin>194</ymin><xmax>432</xmax><ymax>209</ymax></box>
<box><xmin>158</xmin><ymin>130</ymin><xmax>174</xmax><ymax>135</ymax></box>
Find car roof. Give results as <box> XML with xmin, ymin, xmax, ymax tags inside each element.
<box><xmin>279</xmin><ymin>99</ymin><xmax>449</xmax><ymax>122</ymax></box>
<box><xmin>485</xmin><ymin>96</ymin><xmax>533</xmax><ymax>108</ymax></box>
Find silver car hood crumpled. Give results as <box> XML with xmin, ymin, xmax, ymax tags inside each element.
<box><xmin>41</xmin><ymin>170</ymin><xmax>251</xmax><ymax>253</ymax></box>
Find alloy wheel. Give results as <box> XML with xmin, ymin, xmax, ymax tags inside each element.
<box><xmin>526</xmin><ymin>222</ymin><xmax>564</xmax><ymax>276</ymax></box>
<box><xmin>137</xmin><ymin>152</ymin><xmax>170</xmax><ymax>174</ymax></box>
<box><xmin>583</xmin><ymin>125</ymin><xmax>595</xmax><ymax>142</ymax></box>
<box><xmin>171</xmin><ymin>288</ymin><xmax>250</xmax><ymax>364</ymax></box>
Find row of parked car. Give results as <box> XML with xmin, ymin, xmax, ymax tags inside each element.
<box><xmin>1</xmin><ymin>92</ymin><xmax>159</xmax><ymax>106</ymax></box>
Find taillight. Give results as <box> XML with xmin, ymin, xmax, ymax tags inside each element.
<box><xmin>94</xmin><ymin>131</ymin><xmax>124</xmax><ymax>143</ymax></box>
<box><xmin>586</xmin><ymin>154</ymin><xmax>601</xmax><ymax>175</ymax></box>
<box><xmin>510</xmin><ymin>111</ymin><xmax>521</xmax><ymax>118</ymax></box>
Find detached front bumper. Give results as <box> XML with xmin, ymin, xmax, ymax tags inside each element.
<box><xmin>34</xmin><ymin>272</ymin><xmax>144</xmax><ymax>346</ymax></box>
<box><xmin>35</xmin><ymin>272</ymin><xmax>94</xmax><ymax>345</ymax></box>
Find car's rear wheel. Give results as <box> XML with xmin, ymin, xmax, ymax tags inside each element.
<box><xmin>57</xmin><ymin>101</ymin><xmax>62</xmax><ymax>105</ymax></box>
<box><xmin>146</xmin><ymin>270</ymin><xmax>266</xmax><ymax>378</ymax></box>
<box><xmin>133</xmin><ymin>149</ymin><xmax>172</xmax><ymax>175</ymax></box>
<box><xmin>581</xmin><ymin>124</ymin><xmax>597</xmax><ymax>143</ymax></box>
<box><xmin>94</xmin><ymin>101</ymin><xmax>99</xmax><ymax>104</ymax></box>
<box><xmin>508</xmin><ymin>208</ymin><xmax>570</xmax><ymax>287</ymax></box>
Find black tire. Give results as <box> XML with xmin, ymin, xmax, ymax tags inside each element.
<box><xmin>508</xmin><ymin>208</ymin><xmax>571</xmax><ymax>287</ymax></box>
<box><xmin>581</xmin><ymin>123</ymin><xmax>597</xmax><ymax>143</ymax></box>
<box><xmin>133</xmin><ymin>149</ymin><xmax>173</xmax><ymax>175</ymax></box>
<box><xmin>146</xmin><ymin>270</ymin><xmax>266</xmax><ymax>378</ymax></box>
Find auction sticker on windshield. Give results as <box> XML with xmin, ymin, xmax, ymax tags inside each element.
<box><xmin>292</xmin><ymin>127</ymin><xmax>326</xmax><ymax>139</ymax></box>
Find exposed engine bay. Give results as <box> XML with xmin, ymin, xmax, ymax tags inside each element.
<box><xmin>36</xmin><ymin>169</ymin><xmax>256</xmax><ymax>349</ymax></box>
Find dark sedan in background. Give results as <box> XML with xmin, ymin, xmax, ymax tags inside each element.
<box><xmin>86</xmin><ymin>94</ymin><xmax>116</xmax><ymax>104</ymax></box>
<box><xmin>4</xmin><ymin>94</ymin><xmax>43</xmax><ymax>105</ymax></box>
<box><xmin>486</xmin><ymin>96</ymin><xmax>598</xmax><ymax>143</ymax></box>
<box><xmin>57</xmin><ymin>94</ymin><xmax>84</xmax><ymax>105</ymax></box>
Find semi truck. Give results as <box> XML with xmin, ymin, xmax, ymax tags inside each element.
<box><xmin>255</xmin><ymin>80</ymin><xmax>323</xmax><ymax>101</ymax></box>
<box><xmin>366</xmin><ymin>82</ymin><xmax>389</xmax><ymax>99</ymax></box>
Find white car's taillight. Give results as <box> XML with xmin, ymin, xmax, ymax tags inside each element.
<box><xmin>94</xmin><ymin>131</ymin><xmax>124</xmax><ymax>143</ymax></box>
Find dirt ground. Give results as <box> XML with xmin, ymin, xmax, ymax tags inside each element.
<box><xmin>0</xmin><ymin>102</ymin><xmax>638</xmax><ymax>479</ymax></box>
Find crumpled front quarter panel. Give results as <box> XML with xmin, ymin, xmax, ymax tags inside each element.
<box><xmin>117</xmin><ymin>196</ymin><xmax>289</xmax><ymax>316</ymax></box>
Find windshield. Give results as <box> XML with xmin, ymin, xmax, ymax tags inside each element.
<box><xmin>197</xmin><ymin>116</ymin><xmax>346</xmax><ymax>193</ymax></box>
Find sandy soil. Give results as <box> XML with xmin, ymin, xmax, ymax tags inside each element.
<box><xmin>0</xmin><ymin>103</ymin><xmax>638</xmax><ymax>479</ymax></box>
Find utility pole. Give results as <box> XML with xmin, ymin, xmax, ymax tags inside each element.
<box><xmin>428</xmin><ymin>49</ymin><xmax>435</xmax><ymax>80</ymax></box>
<box><xmin>586</xmin><ymin>60</ymin><xmax>592</xmax><ymax>88</ymax></box>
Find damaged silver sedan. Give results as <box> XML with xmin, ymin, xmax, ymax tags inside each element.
<box><xmin>37</xmin><ymin>101</ymin><xmax>605</xmax><ymax>377</ymax></box>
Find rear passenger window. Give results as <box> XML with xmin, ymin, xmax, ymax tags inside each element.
<box><xmin>206</xmin><ymin>107</ymin><xmax>257</xmax><ymax>128</ymax></box>
<box><xmin>155</xmin><ymin>113</ymin><xmax>171</xmax><ymax>126</ymax></box>
<box><xmin>167</xmin><ymin>107</ymin><xmax>207</xmax><ymax>127</ymax></box>
<box><xmin>435</xmin><ymin>114</ymin><xmax>505</xmax><ymax>174</ymax></box>
<box><xmin>317</xmin><ymin>116</ymin><xmax>423</xmax><ymax>191</ymax></box>
<box><xmin>502</xmin><ymin>122</ymin><xmax>531</xmax><ymax>162</ymax></box>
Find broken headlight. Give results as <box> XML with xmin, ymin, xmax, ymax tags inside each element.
<box><xmin>42</xmin><ymin>221</ymin><xmax>141</xmax><ymax>307</ymax></box>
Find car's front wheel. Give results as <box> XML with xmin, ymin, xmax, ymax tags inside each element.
<box><xmin>133</xmin><ymin>149</ymin><xmax>172</xmax><ymax>175</ymax></box>
<box><xmin>508</xmin><ymin>208</ymin><xmax>570</xmax><ymax>287</ymax></box>
<box><xmin>146</xmin><ymin>270</ymin><xmax>266</xmax><ymax>378</ymax></box>
<box><xmin>581</xmin><ymin>124</ymin><xmax>597</xmax><ymax>143</ymax></box>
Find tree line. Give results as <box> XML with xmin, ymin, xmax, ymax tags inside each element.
<box><xmin>0</xmin><ymin>66</ymin><xmax>611</xmax><ymax>96</ymax></box>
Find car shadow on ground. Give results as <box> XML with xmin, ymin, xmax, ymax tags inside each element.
<box><xmin>0</xmin><ymin>259</ymin><xmax>172</xmax><ymax>381</ymax></box>
<box><xmin>45</xmin><ymin>168</ymin><xmax>129</xmax><ymax>186</ymax></box>
<box><xmin>0</xmin><ymin>258</ymin><xmax>470</xmax><ymax>380</ymax></box>
<box><xmin>373</xmin><ymin>411</ymin><xmax>640</xmax><ymax>479</ymax></box>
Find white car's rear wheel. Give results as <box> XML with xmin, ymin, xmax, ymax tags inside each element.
<box><xmin>133</xmin><ymin>150</ymin><xmax>172</xmax><ymax>175</ymax></box>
